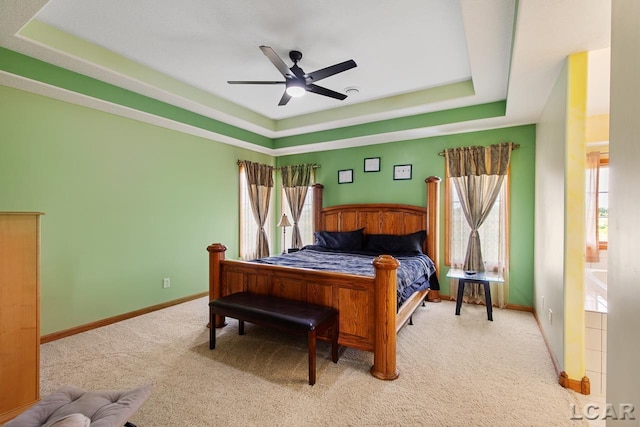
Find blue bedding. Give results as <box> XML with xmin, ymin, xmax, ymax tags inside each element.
<box><xmin>252</xmin><ymin>246</ymin><xmax>439</xmax><ymax>307</ymax></box>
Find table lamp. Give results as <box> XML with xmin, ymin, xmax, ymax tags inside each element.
<box><xmin>277</xmin><ymin>213</ymin><xmax>291</xmax><ymax>254</ymax></box>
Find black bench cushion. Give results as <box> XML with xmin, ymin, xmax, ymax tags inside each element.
<box><xmin>209</xmin><ymin>292</ymin><xmax>337</xmax><ymax>331</ymax></box>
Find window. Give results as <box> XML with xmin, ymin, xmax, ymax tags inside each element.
<box><xmin>281</xmin><ymin>186</ymin><xmax>314</xmax><ymax>248</ymax></box>
<box><xmin>445</xmin><ymin>176</ymin><xmax>509</xmax><ymax>272</ymax></box>
<box><xmin>598</xmin><ymin>160</ymin><xmax>609</xmax><ymax>249</ymax></box>
<box><xmin>239</xmin><ymin>168</ymin><xmax>273</xmax><ymax>260</ymax></box>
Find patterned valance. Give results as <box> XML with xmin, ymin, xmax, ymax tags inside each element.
<box><xmin>445</xmin><ymin>142</ymin><xmax>515</xmax><ymax>177</ymax></box>
<box><xmin>281</xmin><ymin>164</ymin><xmax>314</xmax><ymax>188</ymax></box>
<box><xmin>239</xmin><ymin>160</ymin><xmax>274</xmax><ymax>187</ymax></box>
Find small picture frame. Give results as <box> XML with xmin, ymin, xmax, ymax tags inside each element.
<box><xmin>364</xmin><ymin>157</ymin><xmax>381</xmax><ymax>172</ymax></box>
<box><xmin>393</xmin><ymin>164</ymin><xmax>412</xmax><ymax>180</ymax></box>
<box><xmin>338</xmin><ymin>169</ymin><xmax>354</xmax><ymax>184</ymax></box>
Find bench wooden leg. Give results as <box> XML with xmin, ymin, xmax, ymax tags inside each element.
<box><xmin>308</xmin><ymin>329</ymin><xmax>317</xmax><ymax>386</ymax></box>
<box><xmin>331</xmin><ymin>318</ymin><xmax>339</xmax><ymax>363</ymax></box>
<box><xmin>238</xmin><ymin>319</ymin><xmax>245</xmax><ymax>335</ymax></box>
<box><xmin>209</xmin><ymin>306</ymin><xmax>216</xmax><ymax>349</ymax></box>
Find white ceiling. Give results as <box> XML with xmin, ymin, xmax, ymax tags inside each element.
<box><xmin>0</xmin><ymin>0</ymin><xmax>611</xmax><ymax>152</ymax></box>
<box><xmin>35</xmin><ymin>0</ymin><xmax>476</xmax><ymax>120</ymax></box>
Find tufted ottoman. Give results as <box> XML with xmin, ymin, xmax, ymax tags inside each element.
<box><xmin>2</xmin><ymin>384</ymin><xmax>152</xmax><ymax>427</ymax></box>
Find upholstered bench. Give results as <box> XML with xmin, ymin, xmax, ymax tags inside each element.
<box><xmin>209</xmin><ymin>292</ymin><xmax>339</xmax><ymax>385</ymax></box>
<box><xmin>3</xmin><ymin>384</ymin><xmax>152</xmax><ymax>427</ymax></box>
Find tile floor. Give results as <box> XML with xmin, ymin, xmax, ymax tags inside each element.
<box><xmin>585</xmin><ymin>310</ymin><xmax>607</xmax><ymax>397</ymax></box>
<box><xmin>579</xmin><ymin>309</ymin><xmax>607</xmax><ymax>426</ymax></box>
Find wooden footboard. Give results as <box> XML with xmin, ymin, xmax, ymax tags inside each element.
<box><xmin>208</xmin><ymin>244</ymin><xmax>408</xmax><ymax>380</ymax></box>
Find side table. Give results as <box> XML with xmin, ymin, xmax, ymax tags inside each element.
<box><xmin>446</xmin><ymin>269</ymin><xmax>504</xmax><ymax>321</ymax></box>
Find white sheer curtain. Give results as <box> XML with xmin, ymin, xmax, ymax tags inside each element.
<box><xmin>281</xmin><ymin>187</ymin><xmax>314</xmax><ymax>247</ymax></box>
<box><xmin>585</xmin><ymin>151</ymin><xmax>601</xmax><ymax>263</ymax></box>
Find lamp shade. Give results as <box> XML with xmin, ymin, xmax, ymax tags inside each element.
<box><xmin>277</xmin><ymin>213</ymin><xmax>291</xmax><ymax>228</ymax></box>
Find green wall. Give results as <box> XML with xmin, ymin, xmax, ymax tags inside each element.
<box><xmin>0</xmin><ymin>85</ymin><xmax>272</xmax><ymax>335</ymax></box>
<box><xmin>278</xmin><ymin>125</ymin><xmax>536</xmax><ymax>307</ymax></box>
<box><xmin>0</xmin><ymin>44</ymin><xmax>536</xmax><ymax>334</ymax></box>
<box><xmin>0</xmin><ymin>81</ymin><xmax>536</xmax><ymax>335</ymax></box>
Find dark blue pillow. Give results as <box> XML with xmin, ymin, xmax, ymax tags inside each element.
<box><xmin>363</xmin><ymin>230</ymin><xmax>426</xmax><ymax>255</ymax></box>
<box><xmin>314</xmin><ymin>228</ymin><xmax>364</xmax><ymax>251</ymax></box>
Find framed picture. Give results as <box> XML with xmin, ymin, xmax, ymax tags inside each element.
<box><xmin>393</xmin><ymin>164</ymin><xmax>412</xmax><ymax>180</ymax></box>
<box><xmin>338</xmin><ymin>169</ymin><xmax>353</xmax><ymax>184</ymax></box>
<box><xmin>364</xmin><ymin>157</ymin><xmax>381</xmax><ymax>172</ymax></box>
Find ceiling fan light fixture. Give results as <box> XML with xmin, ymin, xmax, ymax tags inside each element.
<box><xmin>286</xmin><ymin>82</ymin><xmax>306</xmax><ymax>97</ymax></box>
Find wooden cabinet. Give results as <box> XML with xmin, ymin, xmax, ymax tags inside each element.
<box><xmin>0</xmin><ymin>212</ymin><xmax>42</xmax><ymax>424</ymax></box>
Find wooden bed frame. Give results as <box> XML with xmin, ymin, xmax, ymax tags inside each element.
<box><xmin>207</xmin><ymin>176</ymin><xmax>441</xmax><ymax>380</ymax></box>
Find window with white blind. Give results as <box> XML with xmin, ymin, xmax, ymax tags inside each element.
<box><xmin>239</xmin><ymin>169</ymin><xmax>273</xmax><ymax>260</ymax></box>
<box><xmin>281</xmin><ymin>186</ymin><xmax>314</xmax><ymax>249</ymax></box>
<box><xmin>446</xmin><ymin>178</ymin><xmax>508</xmax><ymax>271</ymax></box>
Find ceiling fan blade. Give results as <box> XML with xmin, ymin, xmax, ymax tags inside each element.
<box><xmin>306</xmin><ymin>84</ymin><xmax>347</xmax><ymax>100</ymax></box>
<box><xmin>260</xmin><ymin>46</ymin><xmax>293</xmax><ymax>78</ymax></box>
<box><xmin>227</xmin><ymin>80</ymin><xmax>285</xmax><ymax>84</ymax></box>
<box><xmin>278</xmin><ymin>91</ymin><xmax>292</xmax><ymax>106</ymax></box>
<box><xmin>306</xmin><ymin>60</ymin><xmax>357</xmax><ymax>83</ymax></box>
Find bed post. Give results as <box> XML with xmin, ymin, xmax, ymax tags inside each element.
<box><xmin>207</xmin><ymin>243</ymin><xmax>227</xmax><ymax>328</ymax></box>
<box><xmin>426</xmin><ymin>176</ymin><xmax>442</xmax><ymax>303</ymax></box>
<box><xmin>312</xmin><ymin>183</ymin><xmax>324</xmax><ymax>232</ymax></box>
<box><xmin>370</xmin><ymin>255</ymin><xmax>400</xmax><ymax>381</ymax></box>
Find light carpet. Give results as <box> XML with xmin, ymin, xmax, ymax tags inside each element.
<box><xmin>40</xmin><ymin>297</ymin><xmax>585</xmax><ymax>426</ymax></box>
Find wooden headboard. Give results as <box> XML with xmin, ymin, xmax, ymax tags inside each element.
<box><xmin>311</xmin><ymin>176</ymin><xmax>441</xmax><ymax>275</ymax></box>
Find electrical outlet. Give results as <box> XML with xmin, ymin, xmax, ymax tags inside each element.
<box><xmin>163</xmin><ymin>278</ymin><xmax>170</xmax><ymax>289</ymax></box>
<box><xmin>548</xmin><ymin>308</ymin><xmax>553</xmax><ymax>324</ymax></box>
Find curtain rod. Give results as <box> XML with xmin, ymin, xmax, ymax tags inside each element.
<box><xmin>275</xmin><ymin>164</ymin><xmax>320</xmax><ymax>170</ymax></box>
<box><xmin>438</xmin><ymin>143</ymin><xmax>520</xmax><ymax>156</ymax></box>
<box><xmin>237</xmin><ymin>160</ymin><xmax>320</xmax><ymax>169</ymax></box>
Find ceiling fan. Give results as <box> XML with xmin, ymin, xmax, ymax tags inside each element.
<box><xmin>227</xmin><ymin>46</ymin><xmax>357</xmax><ymax>106</ymax></box>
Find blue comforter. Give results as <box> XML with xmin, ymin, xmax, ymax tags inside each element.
<box><xmin>252</xmin><ymin>247</ymin><xmax>438</xmax><ymax>306</ymax></box>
